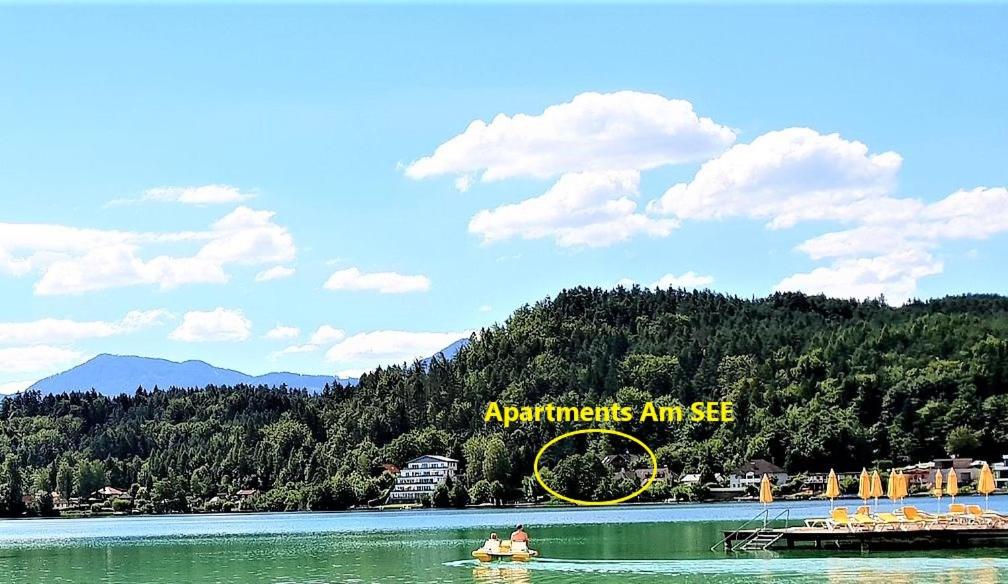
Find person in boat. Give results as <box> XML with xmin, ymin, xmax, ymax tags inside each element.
<box><xmin>510</xmin><ymin>525</ymin><xmax>530</xmax><ymax>544</ymax></box>
<box><xmin>482</xmin><ymin>532</ymin><xmax>501</xmax><ymax>552</ymax></box>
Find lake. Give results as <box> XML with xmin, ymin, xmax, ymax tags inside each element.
<box><xmin>1</xmin><ymin>496</ymin><xmax>1006</xmax><ymax>583</ymax></box>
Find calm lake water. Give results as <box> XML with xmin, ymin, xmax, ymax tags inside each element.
<box><xmin>1</xmin><ymin>496</ymin><xmax>1006</xmax><ymax>583</ymax></box>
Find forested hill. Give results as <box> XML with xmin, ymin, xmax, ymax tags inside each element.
<box><xmin>2</xmin><ymin>288</ymin><xmax>1008</xmax><ymax>515</ymax></box>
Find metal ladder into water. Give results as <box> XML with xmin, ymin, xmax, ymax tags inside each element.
<box><xmin>711</xmin><ymin>508</ymin><xmax>791</xmax><ymax>552</ymax></box>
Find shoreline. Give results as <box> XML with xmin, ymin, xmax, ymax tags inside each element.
<box><xmin>9</xmin><ymin>492</ymin><xmax>1006</xmax><ymax>522</ymax></box>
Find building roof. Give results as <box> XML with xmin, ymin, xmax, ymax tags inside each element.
<box><xmin>236</xmin><ymin>488</ymin><xmax>258</xmax><ymax>496</ymax></box>
<box><xmin>406</xmin><ymin>455</ymin><xmax>458</xmax><ymax>464</ymax></box>
<box><xmin>97</xmin><ymin>486</ymin><xmax>125</xmax><ymax>496</ymax></box>
<box><xmin>732</xmin><ymin>459</ymin><xmax>785</xmax><ymax>475</ymax></box>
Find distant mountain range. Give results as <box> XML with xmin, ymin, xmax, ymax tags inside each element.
<box><xmin>23</xmin><ymin>338</ymin><xmax>470</xmax><ymax>396</ymax></box>
<box><xmin>26</xmin><ymin>354</ymin><xmax>352</xmax><ymax>396</ymax></box>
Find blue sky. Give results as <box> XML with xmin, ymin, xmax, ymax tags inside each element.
<box><xmin>1</xmin><ymin>4</ymin><xmax>1006</xmax><ymax>391</ymax></box>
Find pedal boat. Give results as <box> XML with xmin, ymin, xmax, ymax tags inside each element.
<box><xmin>472</xmin><ymin>539</ymin><xmax>539</xmax><ymax>562</ymax></box>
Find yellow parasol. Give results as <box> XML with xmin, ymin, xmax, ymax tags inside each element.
<box><xmin>759</xmin><ymin>473</ymin><xmax>773</xmax><ymax>526</ymax></box>
<box><xmin>858</xmin><ymin>468</ymin><xmax>871</xmax><ymax>505</ymax></box>
<box><xmin>946</xmin><ymin>468</ymin><xmax>959</xmax><ymax>507</ymax></box>
<box><xmin>887</xmin><ymin>469</ymin><xmax>898</xmax><ymax>510</ymax></box>
<box><xmin>978</xmin><ymin>462</ymin><xmax>996</xmax><ymax>510</ymax></box>
<box><xmin>825</xmin><ymin>468</ymin><xmax>841</xmax><ymax>510</ymax></box>
<box><xmin>897</xmin><ymin>472</ymin><xmax>909</xmax><ymax>502</ymax></box>
<box><xmin>933</xmin><ymin>469</ymin><xmax>944</xmax><ymax>513</ymax></box>
<box><xmin>871</xmin><ymin>470</ymin><xmax>884</xmax><ymax>509</ymax></box>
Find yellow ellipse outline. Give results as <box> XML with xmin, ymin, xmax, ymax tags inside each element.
<box><xmin>533</xmin><ymin>428</ymin><xmax>658</xmax><ymax>506</ymax></box>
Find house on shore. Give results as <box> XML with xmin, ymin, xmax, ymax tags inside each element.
<box><xmin>994</xmin><ymin>455</ymin><xmax>1008</xmax><ymax>489</ymax></box>
<box><xmin>386</xmin><ymin>455</ymin><xmax>458</xmax><ymax>503</ymax></box>
<box><xmin>617</xmin><ymin>467</ymin><xmax>674</xmax><ymax>486</ymax></box>
<box><xmin>728</xmin><ymin>459</ymin><xmax>789</xmax><ymax>488</ymax></box>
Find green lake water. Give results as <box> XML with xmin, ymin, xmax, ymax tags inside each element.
<box><xmin>2</xmin><ymin>497</ymin><xmax>1007</xmax><ymax>583</ymax></box>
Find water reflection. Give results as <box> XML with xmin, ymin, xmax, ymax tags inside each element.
<box><xmin>472</xmin><ymin>565</ymin><xmax>532</xmax><ymax>583</ymax></box>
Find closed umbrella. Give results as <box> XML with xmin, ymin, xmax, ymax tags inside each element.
<box><xmin>825</xmin><ymin>469</ymin><xmax>841</xmax><ymax>510</ymax></box>
<box><xmin>933</xmin><ymin>469</ymin><xmax>944</xmax><ymax>513</ymax></box>
<box><xmin>871</xmin><ymin>470</ymin><xmax>884</xmax><ymax>510</ymax></box>
<box><xmin>759</xmin><ymin>473</ymin><xmax>773</xmax><ymax>526</ymax></box>
<box><xmin>858</xmin><ymin>468</ymin><xmax>871</xmax><ymax>508</ymax></box>
<box><xmin>898</xmin><ymin>472</ymin><xmax>909</xmax><ymax>505</ymax></box>
<box><xmin>978</xmin><ymin>462</ymin><xmax>996</xmax><ymax>510</ymax></box>
<box><xmin>946</xmin><ymin>468</ymin><xmax>959</xmax><ymax>507</ymax></box>
<box><xmin>887</xmin><ymin>469</ymin><xmax>898</xmax><ymax>510</ymax></box>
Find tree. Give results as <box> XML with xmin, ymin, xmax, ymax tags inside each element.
<box><xmin>449</xmin><ymin>481</ymin><xmax>470</xmax><ymax>508</ymax></box>
<box><xmin>946</xmin><ymin>426</ymin><xmax>980</xmax><ymax>457</ymax></box>
<box><xmin>468</xmin><ymin>480</ymin><xmax>493</xmax><ymax>504</ymax></box>
<box><xmin>431</xmin><ymin>482</ymin><xmax>451</xmax><ymax>508</ymax></box>
<box><xmin>75</xmin><ymin>459</ymin><xmax>106</xmax><ymax>498</ymax></box>
<box><xmin>1</xmin><ymin>455</ymin><xmax>25</xmax><ymax>517</ymax></box>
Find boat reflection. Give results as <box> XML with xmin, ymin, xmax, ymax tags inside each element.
<box><xmin>472</xmin><ymin>565</ymin><xmax>532</xmax><ymax>583</ymax></box>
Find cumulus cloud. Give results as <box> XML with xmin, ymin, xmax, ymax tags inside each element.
<box><xmin>255</xmin><ymin>265</ymin><xmax>296</xmax><ymax>282</ymax></box>
<box><xmin>0</xmin><ymin>206</ymin><xmax>296</xmax><ymax>295</ymax></box>
<box><xmin>309</xmin><ymin>325</ymin><xmax>346</xmax><ymax>345</ymax></box>
<box><xmin>616</xmin><ymin>272</ymin><xmax>714</xmax><ymax>290</ymax></box>
<box><xmin>324</xmin><ymin>267</ymin><xmax>431</xmax><ymax>294</ymax></box>
<box><xmin>653</xmin><ymin>271</ymin><xmax>715</xmax><ymax>289</ymax></box>
<box><xmin>776</xmin><ymin>248</ymin><xmax>943</xmax><ymax>304</ymax></box>
<box><xmin>325</xmin><ymin>330</ymin><xmax>471</xmax><ymax>377</ymax></box>
<box><xmin>0</xmin><ymin>346</ymin><xmax>86</xmax><ymax>374</ymax></box>
<box><xmin>271</xmin><ymin>325</ymin><xmax>346</xmax><ymax>358</ymax></box>
<box><xmin>648</xmin><ymin>128</ymin><xmax>902</xmax><ymax>229</ymax></box>
<box><xmin>406</xmin><ymin>91</ymin><xmax>735</xmax><ymax>185</ymax></box>
<box><xmin>782</xmin><ymin>186</ymin><xmax>1008</xmax><ymax>300</ymax></box>
<box><xmin>0</xmin><ymin>380</ymin><xmax>34</xmax><ymax>395</ymax></box>
<box><xmin>169</xmin><ymin>308</ymin><xmax>252</xmax><ymax>342</ymax></box>
<box><xmin>263</xmin><ymin>325</ymin><xmax>300</xmax><ymax>341</ymax></box>
<box><xmin>468</xmin><ymin>170</ymin><xmax>677</xmax><ymax>247</ymax></box>
<box><xmin>107</xmin><ymin>184</ymin><xmax>255</xmax><ymax>206</ymax></box>
<box><xmin>0</xmin><ymin>309</ymin><xmax>172</xmax><ymax>345</ymax></box>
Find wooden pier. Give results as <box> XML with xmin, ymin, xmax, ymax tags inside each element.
<box><xmin>720</xmin><ymin>525</ymin><xmax>1008</xmax><ymax>552</ymax></box>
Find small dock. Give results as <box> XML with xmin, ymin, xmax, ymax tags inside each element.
<box><xmin>720</xmin><ymin>526</ymin><xmax>1008</xmax><ymax>552</ymax></box>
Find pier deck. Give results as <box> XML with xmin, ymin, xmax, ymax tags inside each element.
<box><xmin>720</xmin><ymin>525</ymin><xmax>1008</xmax><ymax>552</ymax></box>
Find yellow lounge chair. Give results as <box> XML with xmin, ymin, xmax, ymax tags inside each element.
<box><xmin>965</xmin><ymin>504</ymin><xmax>1006</xmax><ymax>527</ymax></box>
<box><xmin>825</xmin><ymin>507</ymin><xmax>852</xmax><ymax>531</ymax></box>
<box><xmin>877</xmin><ymin>512</ymin><xmax>917</xmax><ymax>531</ymax></box>
<box><xmin>901</xmin><ymin>506</ymin><xmax>939</xmax><ymax>528</ymax></box>
<box><xmin>851</xmin><ymin>512</ymin><xmax>882</xmax><ymax>530</ymax></box>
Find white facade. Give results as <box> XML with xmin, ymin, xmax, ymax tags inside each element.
<box><xmin>994</xmin><ymin>455</ymin><xmax>1008</xmax><ymax>489</ymax></box>
<box><xmin>387</xmin><ymin>455</ymin><xmax>459</xmax><ymax>502</ymax></box>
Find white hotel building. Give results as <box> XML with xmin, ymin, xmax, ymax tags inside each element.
<box><xmin>387</xmin><ymin>455</ymin><xmax>459</xmax><ymax>502</ymax></box>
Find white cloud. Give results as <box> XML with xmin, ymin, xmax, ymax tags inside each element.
<box><xmin>653</xmin><ymin>271</ymin><xmax>715</xmax><ymax>289</ymax></box>
<box><xmin>309</xmin><ymin>325</ymin><xmax>346</xmax><ymax>346</ymax></box>
<box><xmin>264</xmin><ymin>325</ymin><xmax>300</xmax><ymax>341</ymax></box>
<box><xmin>0</xmin><ymin>309</ymin><xmax>172</xmax><ymax>345</ymax></box>
<box><xmin>271</xmin><ymin>324</ymin><xmax>346</xmax><ymax>358</ymax></box>
<box><xmin>478</xmin><ymin>304</ymin><xmax>493</xmax><ymax>313</ymax></box>
<box><xmin>0</xmin><ymin>346</ymin><xmax>86</xmax><ymax>374</ymax></box>
<box><xmin>324</xmin><ymin>267</ymin><xmax>431</xmax><ymax>294</ymax></box>
<box><xmin>1</xmin><ymin>205</ymin><xmax>296</xmax><ymax>295</ymax></box>
<box><xmin>616</xmin><ymin>272</ymin><xmax>714</xmax><ymax>290</ymax></box>
<box><xmin>775</xmin><ymin>248</ymin><xmax>943</xmax><ymax>305</ymax></box>
<box><xmin>325</xmin><ymin>330</ymin><xmax>471</xmax><ymax>376</ymax></box>
<box><xmin>255</xmin><ymin>265</ymin><xmax>296</xmax><ymax>282</ymax></box>
<box><xmin>169</xmin><ymin>308</ymin><xmax>252</xmax><ymax>342</ymax></box>
<box><xmin>786</xmin><ymin>186</ymin><xmax>1008</xmax><ymax>300</ymax></box>
<box><xmin>271</xmin><ymin>344</ymin><xmax>319</xmax><ymax>357</ymax></box>
<box><xmin>468</xmin><ymin>170</ymin><xmax>677</xmax><ymax>247</ymax></box>
<box><xmin>407</xmin><ymin>91</ymin><xmax>735</xmax><ymax>185</ymax></box>
<box><xmin>0</xmin><ymin>380</ymin><xmax>34</xmax><ymax>395</ymax></box>
<box><xmin>648</xmin><ymin>128</ymin><xmax>902</xmax><ymax>229</ymax></box>
<box><xmin>144</xmin><ymin>184</ymin><xmax>253</xmax><ymax>205</ymax></box>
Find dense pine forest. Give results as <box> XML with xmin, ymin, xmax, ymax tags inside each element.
<box><xmin>2</xmin><ymin>288</ymin><xmax>1008</xmax><ymax>516</ymax></box>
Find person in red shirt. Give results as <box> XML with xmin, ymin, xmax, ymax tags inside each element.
<box><xmin>510</xmin><ymin>524</ymin><xmax>529</xmax><ymax>543</ymax></box>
